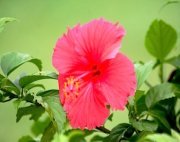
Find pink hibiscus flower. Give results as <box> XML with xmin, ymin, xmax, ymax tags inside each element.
<box><xmin>52</xmin><ymin>19</ymin><xmax>136</xmax><ymax>129</ymax></box>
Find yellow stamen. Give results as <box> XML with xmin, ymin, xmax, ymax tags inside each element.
<box><xmin>63</xmin><ymin>76</ymin><xmax>80</xmax><ymax>100</ymax></box>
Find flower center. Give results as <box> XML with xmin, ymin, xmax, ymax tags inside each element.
<box><xmin>63</xmin><ymin>76</ymin><xmax>80</xmax><ymax>100</ymax></box>
<box><xmin>92</xmin><ymin>65</ymin><xmax>101</xmax><ymax>77</ymax></box>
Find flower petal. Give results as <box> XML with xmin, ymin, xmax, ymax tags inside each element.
<box><xmin>61</xmin><ymin>80</ymin><xmax>109</xmax><ymax>129</ymax></box>
<box><xmin>52</xmin><ymin>19</ymin><xmax>125</xmax><ymax>74</ymax></box>
<box><xmin>100</xmin><ymin>53</ymin><xmax>136</xmax><ymax>110</ymax></box>
<box><xmin>76</xmin><ymin>19</ymin><xmax>125</xmax><ymax>62</ymax></box>
<box><xmin>52</xmin><ymin>26</ymin><xmax>88</xmax><ymax>74</ymax></box>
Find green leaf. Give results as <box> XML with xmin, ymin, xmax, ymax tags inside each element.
<box><xmin>171</xmin><ymin>129</ymin><xmax>180</xmax><ymax>141</ymax></box>
<box><xmin>131</xmin><ymin>119</ymin><xmax>158</xmax><ymax>132</ymax></box>
<box><xmin>16</xmin><ymin>105</ymin><xmax>45</xmax><ymax>122</ymax></box>
<box><xmin>38</xmin><ymin>90</ymin><xmax>66</xmax><ymax>132</ymax></box>
<box><xmin>108</xmin><ymin>113</ymin><xmax>113</xmax><ymax>121</ymax></box>
<box><xmin>149</xmin><ymin>109</ymin><xmax>171</xmax><ymax>131</ymax></box>
<box><xmin>161</xmin><ymin>0</ymin><xmax>180</xmax><ymax>11</ymax></box>
<box><xmin>19</xmin><ymin>71</ymin><xmax>57</xmax><ymax>87</ymax></box>
<box><xmin>65</xmin><ymin>129</ymin><xmax>95</xmax><ymax>142</ymax></box>
<box><xmin>0</xmin><ymin>52</ymin><xmax>42</xmax><ymax>76</ymax></box>
<box><xmin>135</xmin><ymin>61</ymin><xmax>154</xmax><ymax>89</ymax></box>
<box><xmin>129</xmin><ymin>131</ymin><xmax>153</xmax><ymax>142</ymax></box>
<box><xmin>108</xmin><ymin>123</ymin><xmax>134</xmax><ymax>142</ymax></box>
<box><xmin>135</xmin><ymin>91</ymin><xmax>148</xmax><ymax>115</ymax></box>
<box><xmin>31</xmin><ymin>117</ymin><xmax>50</xmax><ymax>136</ymax></box>
<box><xmin>0</xmin><ymin>77</ymin><xmax>20</xmax><ymax>95</ymax></box>
<box><xmin>90</xmin><ymin>135</ymin><xmax>107</xmax><ymax>142</ymax></box>
<box><xmin>24</xmin><ymin>83</ymin><xmax>45</xmax><ymax>92</ymax></box>
<box><xmin>37</xmin><ymin>89</ymin><xmax>59</xmax><ymax>97</ymax></box>
<box><xmin>144</xmin><ymin>133</ymin><xmax>178</xmax><ymax>142</ymax></box>
<box><xmin>145</xmin><ymin>83</ymin><xmax>176</xmax><ymax>108</ymax></box>
<box><xmin>145</xmin><ymin>19</ymin><xmax>177</xmax><ymax>61</ymax></box>
<box><xmin>176</xmin><ymin>111</ymin><xmax>180</xmax><ymax>130</ymax></box>
<box><xmin>166</xmin><ymin>55</ymin><xmax>180</xmax><ymax>68</ymax></box>
<box><xmin>69</xmin><ymin>133</ymin><xmax>86</xmax><ymax>142</ymax></box>
<box><xmin>18</xmin><ymin>135</ymin><xmax>36</xmax><ymax>142</ymax></box>
<box><xmin>0</xmin><ymin>17</ymin><xmax>16</xmax><ymax>33</ymax></box>
<box><xmin>41</xmin><ymin>122</ymin><xmax>56</xmax><ymax>142</ymax></box>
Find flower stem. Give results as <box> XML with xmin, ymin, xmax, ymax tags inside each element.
<box><xmin>96</xmin><ymin>126</ymin><xmax>110</xmax><ymax>134</ymax></box>
<box><xmin>159</xmin><ymin>63</ymin><xmax>164</xmax><ymax>83</ymax></box>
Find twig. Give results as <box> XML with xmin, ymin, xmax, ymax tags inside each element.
<box><xmin>96</xmin><ymin>126</ymin><xmax>110</xmax><ymax>134</ymax></box>
<box><xmin>159</xmin><ymin>64</ymin><xmax>164</xmax><ymax>83</ymax></box>
<box><xmin>145</xmin><ymin>81</ymin><xmax>152</xmax><ymax>88</ymax></box>
<box><xmin>168</xmin><ymin>69</ymin><xmax>177</xmax><ymax>82</ymax></box>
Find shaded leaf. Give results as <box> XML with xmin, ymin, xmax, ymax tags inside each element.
<box><xmin>135</xmin><ymin>61</ymin><xmax>154</xmax><ymax>89</ymax></box>
<box><xmin>0</xmin><ymin>17</ymin><xmax>16</xmax><ymax>33</ymax></box>
<box><xmin>16</xmin><ymin>105</ymin><xmax>44</xmax><ymax>122</ymax></box>
<box><xmin>131</xmin><ymin>119</ymin><xmax>158</xmax><ymax>132</ymax></box>
<box><xmin>145</xmin><ymin>83</ymin><xmax>176</xmax><ymax>108</ymax></box>
<box><xmin>0</xmin><ymin>52</ymin><xmax>42</xmax><ymax>76</ymax></box>
<box><xmin>149</xmin><ymin>109</ymin><xmax>171</xmax><ymax>132</ymax></box>
<box><xmin>108</xmin><ymin>123</ymin><xmax>134</xmax><ymax>142</ymax></box>
<box><xmin>19</xmin><ymin>71</ymin><xmax>57</xmax><ymax>87</ymax></box>
<box><xmin>168</xmin><ymin>69</ymin><xmax>180</xmax><ymax>85</ymax></box>
<box><xmin>41</xmin><ymin>122</ymin><xmax>56</xmax><ymax>142</ymax></box>
<box><xmin>23</xmin><ymin>93</ymin><xmax>34</xmax><ymax>103</ymax></box>
<box><xmin>129</xmin><ymin>131</ymin><xmax>153</xmax><ymax>142</ymax></box>
<box><xmin>135</xmin><ymin>91</ymin><xmax>148</xmax><ymax>115</ymax></box>
<box><xmin>90</xmin><ymin>135</ymin><xmax>107</xmax><ymax>142</ymax></box>
<box><xmin>108</xmin><ymin>113</ymin><xmax>113</xmax><ymax>121</ymax></box>
<box><xmin>145</xmin><ymin>19</ymin><xmax>177</xmax><ymax>61</ymax></box>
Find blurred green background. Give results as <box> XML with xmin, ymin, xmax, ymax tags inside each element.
<box><xmin>0</xmin><ymin>0</ymin><xmax>179</xmax><ymax>141</ymax></box>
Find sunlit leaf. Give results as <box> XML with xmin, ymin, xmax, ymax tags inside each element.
<box><xmin>171</xmin><ymin>129</ymin><xmax>180</xmax><ymax>141</ymax></box>
<box><xmin>38</xmin><ymin>90</ymin><xmax>66</xmax><ymax>132</ymax></box>
<box><xmin>0</xmin><ymin>17</ymin><xmax>16</xmax><ymax>33</ymax></box>
<box><xmin>145</xmin><ymin>19</ymin><xmax>177</xmax><ymax>61</ymax></box>
<box><xmin>143</xmin><ymin>133</ymin><xmax>178</xmax><ymax>142</ymax></box>
<box><xmin>16</xmin><ymin>105</ymin><xmax>45</xmax><ymax>122</ymax></box>
<box><xmin>0</xmin><ymin>77</ymin><xmax>20</xmax><ymax>95</ymax></box>
<box><xmin>31</xmin><ymin>117</ymin><xmax>50</xmax><ymax>136</ymax></box>
<box><xmin>145</xmin><ymin>83</ymin><xmax>176</xmax><ymax>108</ymax></box>
<box><xmin>24</xmin><ymin>83</ymin><xmax>45</xmax><ymax>92</ymax></box>
<box><xmin>19</xmin><ymin>71</ymin><xmax>57</xmax><ymax>87</ymax></box>
<box><xmin>69</xmin><ymin>132</ymin><xmax>86</xmax><ymax>142</ymax></box>
<box><xmin>18</xmin><ymin>135</ymin><xmax>36</xmax><ymax>142</ymax></box>
<box><xmin>135</xmin><ymin>61</ymin><xmax>154</xmax><ymax>89</ymax></box>
<box><xmin>41</xmin><ymin>122</ymin><xmax>56</xmax><ymax>142</ymax></box>
<box><xmin>0</xmin><ymin>52</ymin><xmax>42</xmax><ymax>76</ymax></box>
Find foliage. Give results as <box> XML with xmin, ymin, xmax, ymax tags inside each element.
<box><xmin>0</xmin><ymin>4</ymin><xmax>180</xmax><ymax>142</ymax></box>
